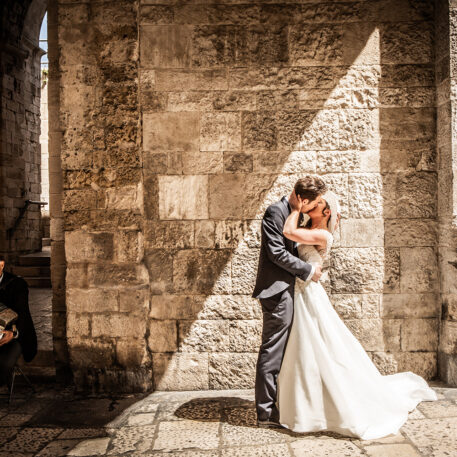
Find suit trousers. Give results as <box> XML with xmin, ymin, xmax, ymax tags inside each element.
<box><xmin>0</xmin><ymin>340</ymin><xmax>22</xmax><ymax>386</ymax></box>
<box><xmin>255</xmin><ymin>285</ymin><xmax>294</xmax><ymax>421</ymax></box>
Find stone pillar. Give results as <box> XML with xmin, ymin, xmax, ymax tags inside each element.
<box><xmin>436</xmin><ymin>0</ymin><xmax>457</xmax><ymax>386</ymax></box>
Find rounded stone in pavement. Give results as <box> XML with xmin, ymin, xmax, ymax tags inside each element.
<box><xmin>364</xmin><ymin>443</ymin><xmax>422</xmax><ymax>457</ymax></box>
<box><xmin>417</xmin><ymin>400</ymin><xmax>457</xmax><ymax>419</ymax></box>
<box><xmin>153</xmin><ymin>420</ymin><xmax>220</xmax><ymax>452</ymax></box>
<box><xmin>67</xmin><ymin>437</ymin><xmax>110</xmax><ymax>456</ymax></box>
<box><xmin>221</xmin><ymin>443</ymin><xmax>291</xmax><ymax>456</ymax></box>
<box><xmin>290</xmin><ymin>437</ymin><xmax>365</xmax><ymax>457</ymax></box>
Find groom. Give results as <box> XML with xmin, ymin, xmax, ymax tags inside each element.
<box><xmin>253</xmin><ymin>176</ymin><xmax>328</xmax><ymax>427</ymax></box>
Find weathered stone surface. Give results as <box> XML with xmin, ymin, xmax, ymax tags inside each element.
<box><xmin>144</xmin><ymin>112</ymin><xmax>200</xmax><ymax>152</ymax></box>
<box><xmin>364</xmin><ymin>443</ymin><xmax>422</xmax><ymax>457</ymax></box>
<box><xmin>330</xmin><ymin>248</ymin><xmax>384</xmax><ymax>293</ymax></box>
<box><xmin>348</xmin><ymin>174</ymin><xmax>383</xmax><ymax>218</ymax></box>
<box><xmin>153</xmin><ymin>353</ymin><xmax>209</xmax><ymax>390</ymax></box>
<box><xmin>173</xmin><ymin>250</ymin><xmax>232</xmax><ymax>294</ymax></box>
<box><xmin>340</xmin><ymin>218</ymin><xmax>384</xmax><ymax>247</ymax></box>
<box><xmin>179</xmin><ymin>320</ymin><xmax>229</xmax><ymax>352</ymax></box>
<box><xmin>385</xmin><ymin>219</ymin><xmax>437</xmax><ymax>247</ymax></box>
<box><xmin>158</xmin><ymin>175</ymin><xmax>208</xmax><ymax>220</ymax></box>
<box><xmin>290</xmin><ymin>438</ymin><xmax>365</xmax><ymax>457</ymax></box>
<box><xmin>92</xmin><ymin>314</ymin><xmax>147</xmax><ymax>339</ymax></box>
<box><xmin>382</xmin><ymin>294</ymin><xmax>439</xmax><ymax>319</ymax></box>
<box><xmin>209</xmin><ymin>353</ymin><xmax>256</xmax><ymax>389</ymax></box>
<box><xmin>116</xmin><ymin>339</ymin><xmax>150</xmax><ymax>369</ymax></box>
<box><xmin>345</xmin><ymin>319</ymin><xmax>385</xmax><ymax>351</ymax></box>
<box><xmin>148</xmin><ymin>320</ymin><xmax>178</xmax><ymax>352</ymax></box>
<box><xmin>154</xmin><ymin>69</ymin><xmax>228</xmax><ymax>91</ymax></box>
<box><xmin>198</xmin><ymin>295</ymin><xmax>262</xmax><ymax>320</ymax></box>
<box><xmin>396</xmin><ymin>351</ymin><xmax>437</xmax><ymax>380</ymax></box>
<box><xmin>231</xmin><ymin>244</ymin><xmax>259</xmax><ymax>295</ymax></box>
<box><xmin>67</xmin><ymin>288</ymin><xmax>118</xmax><ymax>313</ymax></box>
<box><xmin>69</xmin><ymin>340</ymin><xmax>115</xmax><ymax>369</ymax></box>
<box><xmin>384</xmin><ymin>248</ymin><xmax>400</xmax><ymax>293</ymax></box>
<box><xmin>113</xmin><ymin>230</ymin><xmax>143</xmax><ymax>263</ymax></box>
<box><xmin>200</xmin><ymin>112</ymin><xmax>241</xmax><ymax>151</ymax></box>
<box><xmin>331</xmin><ymin>294</ymin><xmax>381</xmax><ymax>319</ymax></box>
<box><xmin>401</xmin><ymin>319</ymin><xmax>439</xmax><ymax>351</ymax></box>
<box><xmin>144</xmin><ymin>221</ymin><xmax>194</xmax><ymax>249</ymax></box>
<box><xmin>229</xmin><ymin>320</ymin><xmax>261</xmax><ymax>352</ymax></box>
<box><xmin>145</xmin><ymin>250</ymin><xmax>173</xmax><ymax>295</ymax></box>
<box><xmin>400</xmin><ymin>247</ymin><xmax>438</xmax><ymax>293</ymax></box>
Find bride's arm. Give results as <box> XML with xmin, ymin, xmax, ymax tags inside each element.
<box><xmin>283</xmin><ymin>209</ymin><xmax>327</xmax><ymax>246</ymax></box>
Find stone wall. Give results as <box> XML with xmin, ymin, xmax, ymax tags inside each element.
<box><xmin>50</xmin><ymin>0</ymin><xmax>444</xmax><ymax>392</ymax></box>
<box><xmin>0</xmin><ymin>0</ymin><xmax>45</xmax><ymax>262</ymax></box>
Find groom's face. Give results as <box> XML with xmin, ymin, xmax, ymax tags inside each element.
<box><xmin>300</xmin><ymin>196</ymin><xmax>321</xmax><ymax>213</ymax></box>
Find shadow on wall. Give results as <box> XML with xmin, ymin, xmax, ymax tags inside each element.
<box><xmin>144</xmin><ymin>2</ymin><xmax>439</xmax><ymax>391</ymax></box>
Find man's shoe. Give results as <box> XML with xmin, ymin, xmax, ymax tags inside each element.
<box><xmin>257</xmin><ymin>418</ymin><xmax>282</xmax><ymax>428</ymax></box>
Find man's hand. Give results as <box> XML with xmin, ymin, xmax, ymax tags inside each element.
<box><xmin>0</xmin><ymin>330</ymin><xmax>14</xmax><ymax>347</ymax></box>
<box><xmin>289</xmin><ymin>190</ymin><xmax>303</xmax><ymax>212</ymax></box>
<box><xmin>311</xmin><ymin>265</ymin><xmax>322</xmax><ymax>282</ymax></box>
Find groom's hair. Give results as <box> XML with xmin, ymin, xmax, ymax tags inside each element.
<box><xmin>294</xmin><ymin>176</ymin><xmax>327</xmax><ymax>202</ymax></box>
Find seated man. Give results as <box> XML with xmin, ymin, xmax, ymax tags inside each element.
<box><xmin>0</xmin><ymin>254</ymin><xmax>37</xmax><ymax>386</ymax></box>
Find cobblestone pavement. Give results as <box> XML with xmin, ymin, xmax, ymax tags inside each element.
<box><xmin>28</xmin><ymin>288</ymin><xmax>53</xmax><ymax>352</ymax></box>
<box><xmin>0</xmin><ymin>381</ymin><xmax>455</xmax><ymax>456</ymax></box>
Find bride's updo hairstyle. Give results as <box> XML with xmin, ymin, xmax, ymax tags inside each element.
<box><xmin>294</xmin><ymin>176</ymin><xmax>327</xmax><ymax>202</ymax></box>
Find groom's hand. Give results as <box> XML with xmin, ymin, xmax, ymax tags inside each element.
<box><xmin>311</xmin><ymin>265</ymin><xmax>322</xmax><ymax>282</ymax></box>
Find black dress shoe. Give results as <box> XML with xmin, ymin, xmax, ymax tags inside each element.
<box><xmin>257</xmin><ymin>418</ymin><xmax>283</xmax><ymax>428</ymax></box>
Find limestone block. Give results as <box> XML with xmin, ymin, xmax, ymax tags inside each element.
<box><xmin>241</xmin><ymin>112</ymin><xmax>277</xmax><ymax>151</ymax></box>
<box><xmin>116</xmin><ymin>339</ymin><xmax>150</xmax><ymax>369</ymax></box>
<box><xmin>300</xmin><ymin>86</ymin><xmax>379</xmax><ymax>110</ymax></box>
<box><xmin>181</xmin><ymin>151</ymin><xmax>224</xmax><ymax>174</ymax></box>
<box><xmin>209</xmin><ymin>174</ymin><xmax>274</xmax><ymax>219</ymax></box>
<box><xmin>348</xmin><ymin>174</ymin><xmax>383</xmax><ymax>218</ymax></box>
<box><xmin>380</xmin><ymin>23</ymin><xmax>433</xmax><ymax>65</ymax></box>
<box><xmin>231</xmin><ymin>244</ymin><xmax>260</xmax><ymax>295</ymax></box>
<box><xmin>382</xmin><ymin>319</ymin><xmax>402</xmax><ymax>352</ymax></box>
<box><xmin>140</xmin><ymin>5</ymin><xmax>174</xmax><ymax>25</ymax></box>
<box><xmin>215</xmin><ymin>220</ymin><xmax>249</xmax><ymax>249</ymax></box>
<box><xmin>396</xmin><ymin>351</ymin><xmax>437</xmax><ymax>380</ymax></box>
<box><xmin>140</xmin><ymin>25</ymin><xmax>192</xmax><ymax>68</ymax></box>
<box><xmin>380</xmin><ymin>108</ymin><xmax>435</xmax><ymax>141</ymax></box>
<box><xmin>195</xmin><ymin>220</ymin><xmax>215</xmax><ymax>248</ymax></box>
<box><xmin>92</xmin><ymin>313</ymin><xmax>147</xmax><ymax>339</ymax></box>
<box><xmin>209</xmin><ymin>353</ymin><xmax>256</xmax><ymax>389</ymax></box>
<box><xmin>67</xmin><ymin>288</ymin><xmax>118</xmax><ymax>313</ymax></box>
<box><xmin>379</xmin><ymin>87</ymin><xmax>435</xmax><ymax>108</ymax></box>
<box><xmin>400</xmin><ymin>247</ymin><xmax>438</xmax><ymax>293</ymax></box>
<box><xmin>65</xmin><ymin>231</ymin><xmax>113</xmax><ymax>262</ymax></box>
<box><xmin>144</xmin><ymin>221</ymin><xmax>194</xmax><ymax>249</ymax></box>
<box><xmin>385</xmin><ymin>219</ymin><xmax>437</xmax><ymax>247</ymax></box>
<box><xmin>257</xmin><ymin>90</ymin><xmax>299</xmax><ymax>111</ymax></box>
<box><xmin>401</xmin><ymin>318</ymin><xmax>439</xmax><ymax>351</ymax></box>
<box><xmin>158</xmin><ymin>175</ymin><xmax>208</xmax><ymax>220</ymax></box>
<box><xmin>439</xmin><ymin>320</ymin><xmax>457</xmax><ymax>354</ymax></box>
<box><xmin>148</xmin><ymin>320</ymin><xmax>178</xmax><ymax>352</ymax></box>
<box><xmin>229</xmin><ymin>320</ymin><xmax>262</xmax><ymax>352</ymax></box>
<box><xmin>114</xmin><ymin>230</ymin><xmax>143</xmax><ymax>263</ymax></box>
<box><xmin>173</xmin><ymin>249</ymin><xmax>232</xmax><ymax>294</ymax></box>
<box><xmin>88</xmin><ymin>264</ymin><xmax>149</xmax><ymax>287</ymax></box>
<box><xmin>200</xmin><ymin>112</ymin><xmax>241</xmax><ymax>151</ymax></box>
<box><xmin>381</xmin><ymin>294</ymin><xmax>439</xmax><ymax>319</ymax></box>
<box><xmin>396</xmin><ymin>172</ymin><xmax>437</xmax><ymax>219</ymax></box>
<box><xmin>179</xmin><ymin>320</ymin><xmax>230</xmax><ymax>352</ymax></box>
<box><xmin>153</xmin><ymin>353</ymin><xmax>209</xmax><ymax>390</ymax></box>
<box><xmin>119</xmin><ymin>288</ymin><xmax>150</xmax><ymax>314</ymax></box>
<box><xmin>289</xmin><ymin>24</ymin><xmax>343</xmax><ymax>66</ymax></box>
<box><xmin>330</xmin><ymin>247</ymin><xmax>384</xmax><ymax>293</ymax></box>
<box><xmin>143</xmin><ymin>112</ymin><xmax>199</xmax><ymax>152</ymax></box>
<box><xmin>339</xmin><ymin>109</ymin><xmax>379</xmax><ymax>150</ymax></box>
<box><xmin>63</xmin><ymin>189</ymin><xmax>97</xmax><ymax>211</ymax></box>
<box><xmin>66</xmin><ymin>264</ymin><xmax>89</xmax><ymax>289</ymax></box>
<box><xmin>342</xmin><ymin>22</ymin><xmax>380</xmax><ymax>65</ymax></box>
<box><xmin>66</xmin><ymin>313</ymin><xmax>90</xmax><ymax>338</ymax></box>
<box><xmin>69</xmin><ymin>340</ymin><xmax>115</xmax><ymax>369</ymax></box>
<box><xmin>370</xmin><ymin>351</ymin><xmax>398</xmax><ymax>375</ymax></box>
<box><xmin>198</xmin><ymin>295</ymin><xmax>262</xmax><ymax>320</ymax></box>
<box><xmin>145</xmin><ymin>250</ymin><xmax>173</xmax><ymax>295</ymax></box>
<box><xmin>340</xmin><ymin>218</ymin><xmax>383</xmax><ymax>247</ymax></box>
<box><xmin>167</xmin><ymin>91</ymin><xmax>255</xmax><ymax>112</ymax></box>
<box><xmin>331</xmin><ymin>294</ymin><xmax>380</xmax><ymax>319</ymax></box>
<box><xmin>253</xmin><ymin>150</ymin><xmax>316</xmax><ymax>174</ymax></box>
<box><xmin>317</xmin><ymin>150</ymin><xmax>361</xmax><ymax>174</ymax></box>
<box><xmin>149</xmin><ymin>295</ymin><xmax>203</xmax><ymax>320</ymax></box>
<box><xmin>154</xmin><ymin>69</ymin><xmax>228</xmax><ymax>91</ymax></box>
<box><xmin>105</xmin><ymin>184</ymin><xmax>143</xmax><ymax>212</ymax></box>
<box><xmin>345</xmin><ymin>319</ymin><xmax>384</xmax><ymax>351</ymax></box>
<box><xmin>276</xmin><ymin>109</ymin><xmax>339</xmax><ymax>150</ymax></box>
<box><xmin>224</xmin><ymin>153</ymin><xmax>253</xmax><ymax>173</ymax></box>
<box><xmin>230</xmin><ymin>66</ymin><xmax>334</xmax><ymax>92</ymax></box>
<box><xmin>384</xmin><ymin>248</ymin><xmax>400</xmax><ymax>293</ymax></box>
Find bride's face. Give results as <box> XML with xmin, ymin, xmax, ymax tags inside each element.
<box><xmin>308</xmin><ymin>198</ymin><xmax>330</xmax><ymax>223</ymax></box>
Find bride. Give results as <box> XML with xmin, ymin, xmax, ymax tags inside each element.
<box><xmin>276</xmin><ymin>190</ymin><xmax>438</xmax><ymax>440</ymax></box>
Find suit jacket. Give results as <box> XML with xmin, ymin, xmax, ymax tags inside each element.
<box><xmin>0</xmin><ymin>271</ymin><xmax>37</xmax><ymax>362</ymax></box>
<box><xmin>252</xmin><ymin>196</ymin><xmax>313</xmax><ymax>299</ymax></box>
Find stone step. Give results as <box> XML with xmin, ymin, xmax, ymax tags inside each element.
<box><xmin>11</xmin><ymin>266</ymin><xmax>51</xmax><ymax>277</ymax></box>
<box><xmin>18</xmin><ymin>251</ymin><xmax>51</xmax><ymax>267</ymax></box>
<box><xmin>24</xmin><ymin>277</ymin><xmax>52</xmax><ymax>288</ymax></box>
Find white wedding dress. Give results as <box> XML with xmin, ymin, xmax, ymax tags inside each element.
<box><xmin>276</xmin><ymin>230</ymin><xmax>438</xmax><ymax>440</ymax></box>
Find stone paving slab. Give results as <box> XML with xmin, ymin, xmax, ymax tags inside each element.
<box><xmin>0</xmin><ymin>382</ymin><xmax>455</xmax><ymax>457</ymax></box>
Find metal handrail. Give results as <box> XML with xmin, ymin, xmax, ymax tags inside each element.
<box><xmin>6</xmin><ymin>200</ymin><xmax>48</xmax><ymax>239</ymax></box>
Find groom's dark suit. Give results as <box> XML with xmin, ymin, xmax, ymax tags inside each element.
<box><xmin>253</xmin><ymin>196</ymin><xmax>314</xmax><ymax>422</ymax></box>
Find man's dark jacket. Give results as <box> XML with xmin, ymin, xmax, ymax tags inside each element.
<box><xmin>0</xmin><ymin>271</ymin><xmax>37</xmax><ymax>362</ymax></box>
<box><xmin>252</xmin><ymin>196</ymin><xmax>313</xmax><ymax>299</ymax></box>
